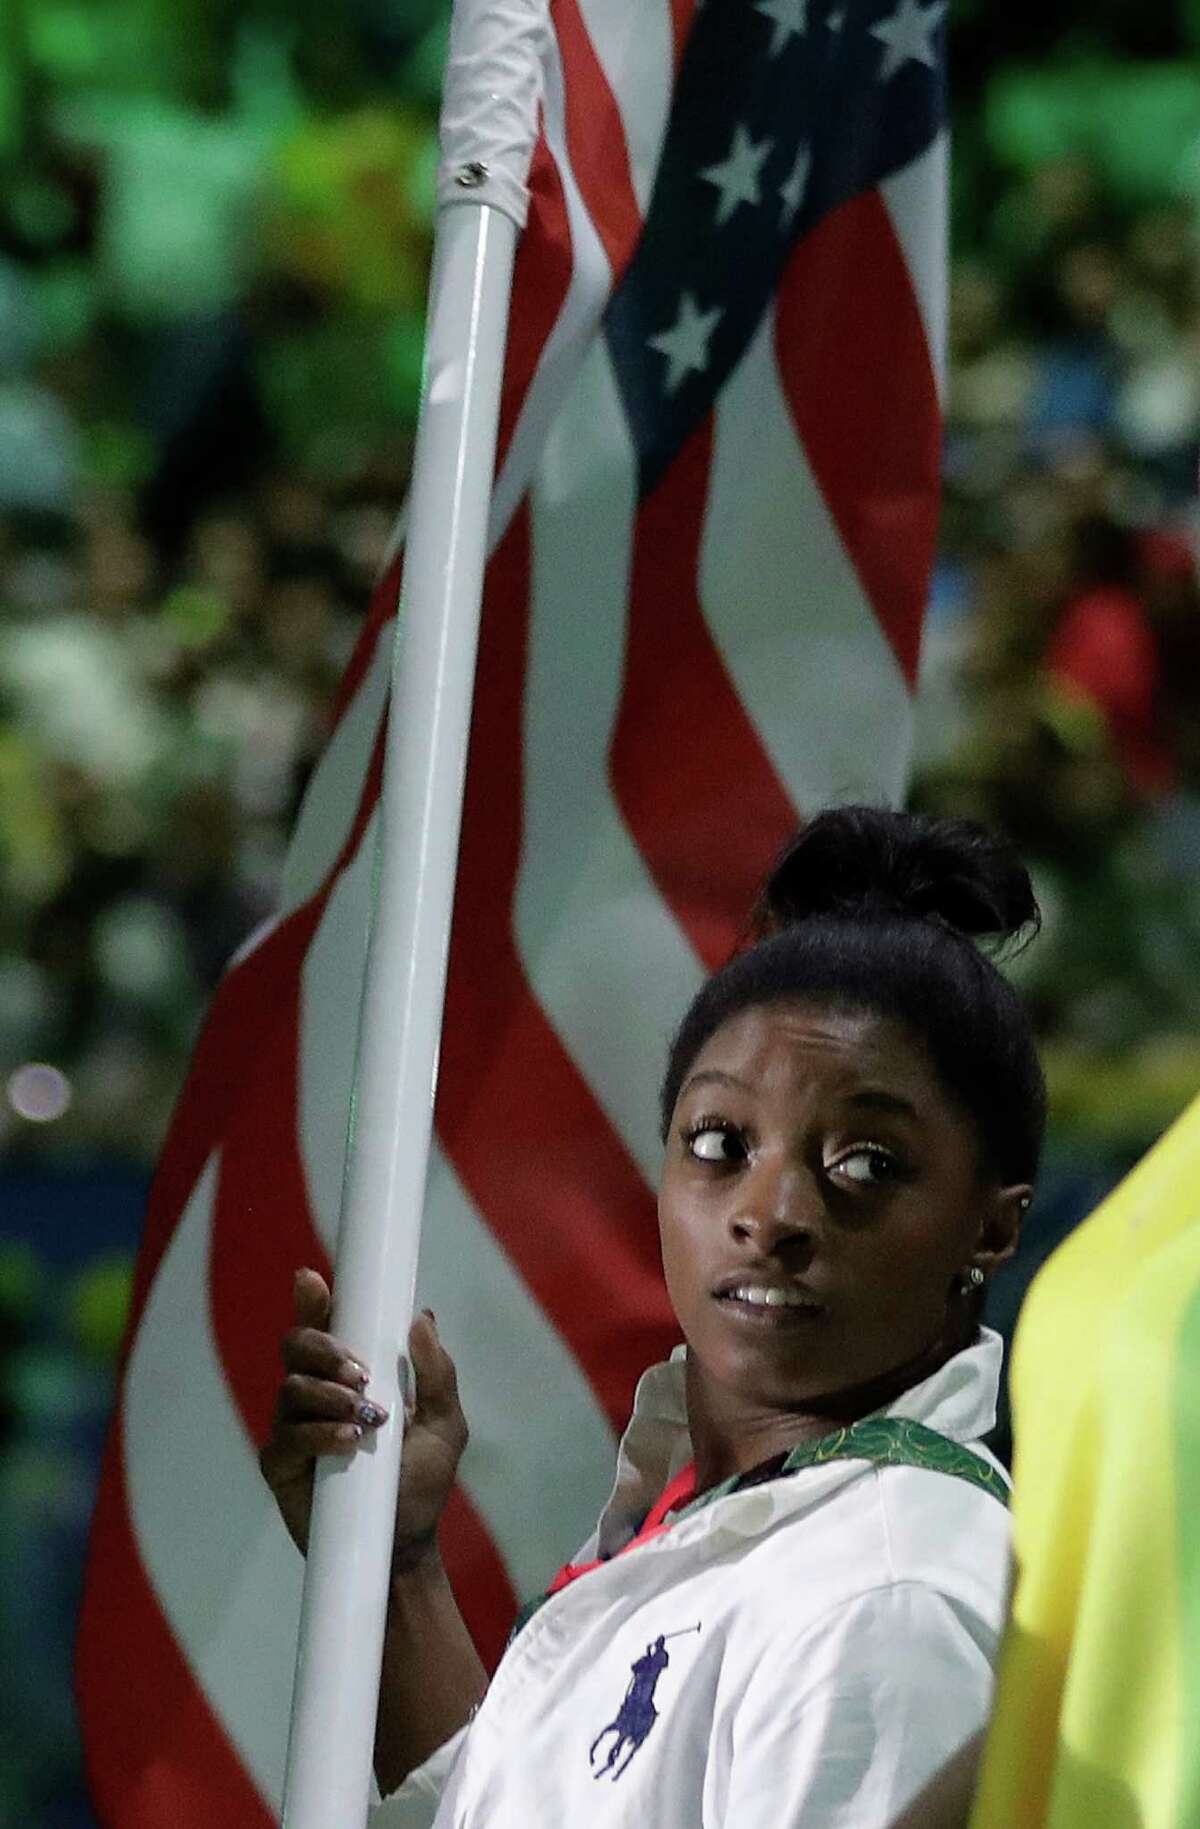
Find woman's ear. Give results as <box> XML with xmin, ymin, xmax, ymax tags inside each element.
<box><xmin>973</xmin><ymin>1182</ymin><xmax>1030</xmax><ymax>1275</ymax></box>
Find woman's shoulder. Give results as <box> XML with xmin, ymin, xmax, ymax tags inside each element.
<box><xmin>869</xmin><ymin>1450</ymin><xmax>1011</xmax><ymax>1622</ymax></box>
<box><xmin>726</xmin><ymin>1444</ymin><xmax>1011</xmax><ymax>1640</ymax></box>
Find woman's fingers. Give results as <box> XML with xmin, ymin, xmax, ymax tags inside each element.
<box><xmin>279</xmin><ymin>1278</ymin><xmax>456</xmax><ymax>1429</ymax></box>
<box><xmin>278</xmin><ymin>1372</ymin><xmax>388</xmax><ymax>1429</ymax></box>
<box><xmin>286</xmin><ymin>1267</ymin><xmax>373</xmax><ymax>1389</ymax></box>
<box><xmin>281</xmin><ymin>1322</ymin><xmax>370</xmax><ymax>1390</ymax></box>
<box><xmin>263</xmin><ymin>1269</ymin><xmax>401</xmax><ymax>1559</ymax></box>
<box><xmin>408</xmin><ymin>1313</ymin><xmax>465</xmax><ymax>1427</ymax></box>
<box><xmin>260</xmin><ymin>1420</ymin><xmax>364</xmax><ymax>1485</ymax></box>
<box><xmin>293</xmin><ymin>1266</ymin><xmax>332</xmax><ymax>1329</ymax></box>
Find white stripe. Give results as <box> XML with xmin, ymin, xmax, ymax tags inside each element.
<box><xmin>701</xmin><ymin>303</ymin><xmax>912</xmax><ymax>810</ymax></box>
<box><xmin>571</xmin><ymin>0</ymin><xmax>674</xmax><ymax>217</ymax></box>
<box><xmin>122</xmin><ymin>1154</ymin><xmax>298</xmax><ymax>1813</ymax></box>
<box><xmin>279</xmin><ymin>626</ymin><xmax>392</xmax><ymax>915</ymax></box>
<box><xmin>227</xmin><ymin>908</ymin><xmax>285</xmax><ymax>971</ymax></box>
<box><xmin>295</xmin><ymin>805</ymin><xmax>618</xmax><ymax>1598</ymax></box>
<box><xmin>421</xmin><ymin>1150</ymin><xmax>618</xmax><ymax>1600</ymax></box>
<box><xmin>516</xmin><ymin>339</ymin><xmax>705</xmax><ymax>1184</ymax></box>
<box><xmin>485</xmin><ymin>29</ymin><xmax>616</xmax><ymax>550</ymax></box>
<box><xmin>880</xmin><ymin>133</ymin><xmax>948</xmax><ymax>404</ymax></box>
<box><xmin>297</xmin><ymin>806</ymin><xmax>379</xmax><ymax>1248</ymax></box>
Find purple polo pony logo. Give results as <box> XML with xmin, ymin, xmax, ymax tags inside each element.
<box><xmin>589</xmin><ymin>1625</ymin><xmax>701</xmax><ymax>1780</ymax></box>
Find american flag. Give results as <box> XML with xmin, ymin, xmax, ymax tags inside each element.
<box><xmin>76</xmin><ymin>0</ymin><xmax>945</xmax><ymax>1820</ymax></box>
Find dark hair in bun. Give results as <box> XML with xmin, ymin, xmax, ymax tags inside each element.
<box><xmin>751</xmin><ymin>805</ymin><xmax>1040</xmax><ymax>946</ymax></box>
<box><xmin>661</xmin><ymin>806</ymin><xmax>1046</xmax><ymax>1185</ymax></box>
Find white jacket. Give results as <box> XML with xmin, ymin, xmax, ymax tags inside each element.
<box><xmin>374</xmin><ymin>1329</ymin><xmax>1011</xmax><ymax>1829</ymax></box>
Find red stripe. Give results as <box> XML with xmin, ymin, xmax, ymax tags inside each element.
<box><xmin>436</xmin><ymin>507</ymin><xmax>677</xmax><ymax>1434</ymax></box>
<box><xmin>125</xmin><ymin>705</ymin><xmax>387</xmax><ymax>1370</ymax></box>
<box><xmin>122</xmin><ymin>920</ymin><xmax>318</xmax><ymax>1377</ymax></box>
<box><xmin>668</xmin><ymin>0</ymin><xmax>697</xmax><ymax>67</ymax></box>
<box><xmin>330</xmin><ymin>554</ymin><xmax>400</xmax><ymax>731</ymax></box>
<box><xmin>494</xmin><ymin>130</ymin><xmax>574</xmax><ymax>484</ymax></box>
<box><xmin>77</xmin><ymin>1424</ymin><xmax>274</xmax><ymax>1829</ymax></box>
<box><xmin>440</xmin><ymin>1485</ymin><xmax>520</xmax><ymax>1670</ymax></box>
<box><xmin>774</xmin><ymin>191</ymin><xmax>938</xmax><ymax>688</ymax></box>
<box><xmin>552</xmin><ymin>0</ymin><xmax>643</xmax><ymax>284</ymax></box>
<box><xmin>129</xmin><ymin>636</ymin><xmax>389</xmax><ymax>1330</ymax></box>
<box><xmin>610</xmin><ymin>419</ymin><xmax>799</xmax><ymax>972</ymax></box>
<box><xmin>208</xmin><ymin>711</ymin><xmax>390</xmax><ymax>1438</ymax></box>
<box><xmin>208</xmin><ymin>903</ymin><xmax>333</xmax><ymax>1444</ymax></box>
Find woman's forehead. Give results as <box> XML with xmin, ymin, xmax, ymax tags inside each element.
<box><xmin>686</xmin><ymin>999</ymin><xmax>942</xmax><ymax>1101</ymax></box>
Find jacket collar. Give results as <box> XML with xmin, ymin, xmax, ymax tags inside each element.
<box><xmin>587</xmin><ymin>1328</ymin><xmax>1004</xmax><ymax>1559</ymax></box>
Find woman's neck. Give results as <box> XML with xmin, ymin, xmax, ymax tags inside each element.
<box><xmin>684</xmin><ymin>1326</ymin><xmax>972</xmax><ymax>1493</ymax></box>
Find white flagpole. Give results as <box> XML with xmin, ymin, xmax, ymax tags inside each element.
<box><xmin>281</xmin><ymin>6</ymin><xmax>549</xmax><ymax>1825</ymax></box>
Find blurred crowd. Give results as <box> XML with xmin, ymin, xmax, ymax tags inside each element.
<box><xmin>1</xmin><ymin>3</ymin><xmax>1199</xmax><ymax>1823</ymax></box>
<box><xmin>0</xmin><ymin>5</ymin><xmax>447</xmax><ymax>1181</ymax></box>
<box><xmin>916</xmin><ymin>138</ymin><xmax>1200</xmax><ymax>1141</ymax></box>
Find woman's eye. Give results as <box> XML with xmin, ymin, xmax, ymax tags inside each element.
<box><xmin>829</xmin><ymin>1146</ymin><xmax>902</xmax><ymax>1186</ymax></box>
<box><xmin>684</xmin><ymin>1122</ymin><xmax>745</xmax><ymax>1164</ymax></box>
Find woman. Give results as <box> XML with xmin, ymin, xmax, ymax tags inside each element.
<box><xmin>261</xmin><ymin>805</ymin><xmax>1044</xmax><ymax>1827</ymax></box>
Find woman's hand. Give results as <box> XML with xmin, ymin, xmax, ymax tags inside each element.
<box><xmin>259</xmin><ymin>1267</ymin><xmax>469</xmax><ymax>1576</ymax></box>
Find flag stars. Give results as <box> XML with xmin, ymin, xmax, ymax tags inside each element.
<box><xmin>699</xmin><ymin>124</ymin><xmax>775</xmax><ymax>227</ymax></box>
<box><xmin>754</xmin><ymin>0</ymin><xmax>807</xmax><ymax>56</ymax></box>
<box><xmin>649</xmin><ymin>293</ymin><xmax>724</xmax><ymax>394</ymax></box>
<box><xmin>779</xmin><ymin>144</ymin><xmax>811</xmax><ymax>226</ymax></box>
<box><xmin>870</xmin><ymin>0</ymin><xmax>946</xmax><ymax>81</ymax></box>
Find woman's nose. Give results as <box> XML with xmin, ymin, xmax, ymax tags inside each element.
<box><xmin>730</xmin><ymin>1160</ymin><xmax>818</xmax><ymax>1253</ymax></box>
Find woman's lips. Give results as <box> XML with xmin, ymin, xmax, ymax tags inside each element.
<box><xmin>713</xmin><ymin>1285</ymin><xmax>828</xmax><ymax>1326</ymax></box>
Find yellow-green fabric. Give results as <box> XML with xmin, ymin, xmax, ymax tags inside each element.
<box><xmin>971</xmin><ymin>1096</ymin><xmax>1200</xmax><ymax>1829</ymax></box>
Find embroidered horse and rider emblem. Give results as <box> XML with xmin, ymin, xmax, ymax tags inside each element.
<box><xmin>589</xmin><ymin>1625</ymin><xmax>701</xmax><ymax>1780</ymax></box>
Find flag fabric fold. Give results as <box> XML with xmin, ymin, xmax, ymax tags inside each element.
<box><xmin>77</xmin><ymin>2</ymin><xmax>947</xmax><ymax>1820</ymax></box>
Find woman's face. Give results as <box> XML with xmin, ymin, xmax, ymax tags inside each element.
<box><xmin>658</xmin><ymin>999</ymin><xmax>1026</xmax><ymax>1415</ymax></box>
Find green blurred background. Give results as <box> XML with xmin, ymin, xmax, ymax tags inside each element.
<box><xmin>1</xmin><ymin>2</ymin><xmax>1199</xmax><ymax>1822</ymax></box>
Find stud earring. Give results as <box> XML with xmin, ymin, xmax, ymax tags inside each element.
<box><xmin>961</xmin><ymin>1265</ymin><xmax>985</xmax><ymax>1290</ymax></box>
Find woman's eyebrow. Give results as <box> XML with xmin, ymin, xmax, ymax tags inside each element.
<box><xmin>844</xmin><ymin>1087</ymin><xmax>919</xmax><ymax>1120</ymax></box>
<box><xmin>679</xmin><ymin>1068</ymin><xmax>753</xmax><ymax>1098</ymax></box>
